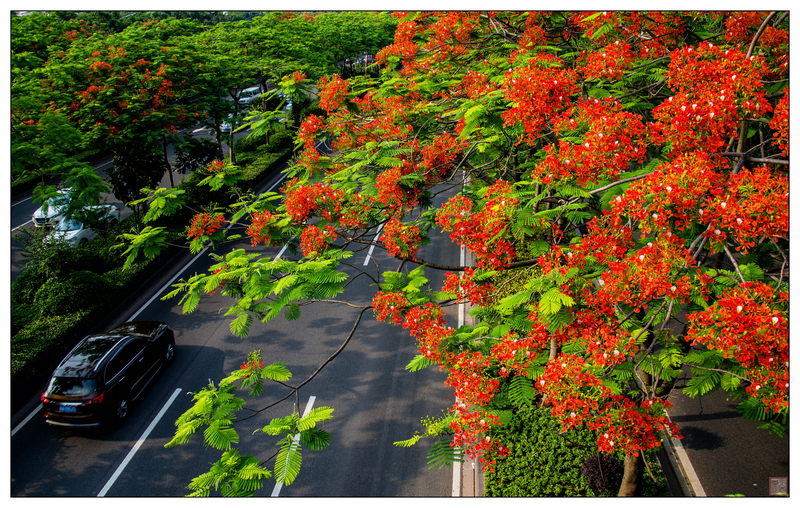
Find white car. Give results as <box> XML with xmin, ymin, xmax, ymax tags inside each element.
<box><xmin>32</xmin><ymin>188</ymin><xmax>73</xmax><ymax>227</ymax></box>
<box><xmin>46</xmin><ymin>205</ymin><xmax>120</xmax><ymax>246</ymax></box>
<box><xmin>220</xmin><ymin>113</ymin><xmax>238</xmax><ymax>133</ymax></box>
<box><xmin>238</xmin><ymin>86</ymin><xmax>263</xmax><ymax>106</ymax></box>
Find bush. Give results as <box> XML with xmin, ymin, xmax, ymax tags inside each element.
<box><xmin>484</xmin><ymin>404</ymin><xmax>671</xmax><ymax>496</ymax></box>
<box><xmin>266</xmin><ymin>130</ymin><xmax>294</xmax><ymax>152</ymax></box>
<box><xmin>234</xmin><ymin>132</ymin><xmax>266</xmax><ymax>154</ymax></box>
<box><xmin>11</xmin><ymin>304</ymin><xmax>38</xmax><ymax>338</ymax></box>
<box><xmin>11</xmin><ymin>265</ymin><xmax>47</xmax><ymax>305</ymax></box>
<box><xmin>12</xmin><ymin>309</ymin><xmax>92</xmax><ymax>389</ymax></box>
<box><xmin>33</xmin><ymin>270</ymin><xmax>116</xmax><ymax>316</ymax></box>
<box><xmin>581</xmin><ymin>453</ymin><xmax>624</xmax><ymax>496</ymax></box>
<box><xmin>484</xmin><ymin>404</ymin><xmax>598</xmax><ymax>496</ymax></box>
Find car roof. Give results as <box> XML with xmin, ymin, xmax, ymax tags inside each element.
<box><xmin>108</xmin><ymin>320</ymin><xmax>165</xmax><ymax>338</ymax></box>
<box><xmin>55</xmin><ymin>334</ymin><xmax>128</xmax><ymax>378</ymax></box>
<box><xmin>54</xmin><ymin>322</ymin><xmax>166</xmax><ymax>378</ymax></box>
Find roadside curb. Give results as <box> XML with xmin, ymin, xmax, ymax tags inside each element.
<box><xmin>452</xmin><ymin>243</ymin><xmax>486</xmax><ymax>497</ymax></box>
<box><xmin>660</xmin><ymin>429</ymin><xmax>706</xmax><ymax>496</ymax></box>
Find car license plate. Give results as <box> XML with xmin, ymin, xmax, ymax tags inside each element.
<box><xmin>59</xmin><ymin>404</ymin><xmax>77</xmax><ymax>412</ymax></box>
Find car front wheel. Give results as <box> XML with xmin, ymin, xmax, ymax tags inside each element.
<box><xmin>112</xmin><ymin>396</ymin><xmax>129</xmax><ymax>423</ymax></box>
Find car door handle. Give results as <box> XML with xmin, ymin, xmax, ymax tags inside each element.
<box><xmin>138</xmin><ymin>357</ymin><xmax>144</xmax><ymax>362</ymax></box>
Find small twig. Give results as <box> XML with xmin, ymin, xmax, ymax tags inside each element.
<box><xmin>722</xmin><ymin>243</ymin><xmax>746</xmax><ymax>284</ymax></box>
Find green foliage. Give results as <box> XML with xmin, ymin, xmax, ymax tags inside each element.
<box><xmin>33</xmin><ymin>270</ymin><xmax>115</xmax><ymax>317</ymax></box>
<box><xmin>484</xmin><ymin>405</ymin><xmax>598</xmax><ymax>496</ymax></box>
<box><xmin>186</xmin><ymin>449</ymin><xmax>271</xmax><ymax>497</ymax></box>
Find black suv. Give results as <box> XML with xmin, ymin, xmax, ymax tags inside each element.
<box><xmin>41</xmin><ymin>321</ymin><xmax>176</xmax><ymax>427</ymax></box>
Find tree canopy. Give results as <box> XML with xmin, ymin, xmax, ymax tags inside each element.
<box><xmin>13</xmin><ymin>10</ymin><xmax>789</xmax><ymax>497</ymax></box>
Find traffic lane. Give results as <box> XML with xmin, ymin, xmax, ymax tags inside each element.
<box><xmin>278</xmin><ymin>205</ymin><xmax>460</xmax><ymax>496</ymax></box>
<box><xmin>667</xmin><ymin>374</ymin><xmax>790</xmax><ymax>497</ymax></box>
<box><xmin>9</xmin><ymin>238</ymin><xmax>284</xmax><ymax>497</ymax></box>
<box><xmin>99</xmin><ymin>215</ymin><xmax>459</xmax><ymax>496</ymax></box>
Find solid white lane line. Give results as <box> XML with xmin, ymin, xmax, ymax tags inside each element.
<box><xmin>276</xmin><ymin>243</ymin><xmax>289</xmax><ymax>260</ymax></box>
<box><xmin>97</xmin><ymin>387</ymin><xmax>183</xmax><ymax>497</ymax></box>
<box><xmin>11</xmin><ymin>220</ymin><xmax>33</xmax><ymax>232</ymax></box>
<box><xmin>11</xmin><ymin>404</ymin><xmax>42</xmax><ymax>437</ymax></box>
<box><xmin>271</xmin><ymin>395</ymin><xmax>317</xmax><ymax>497</ymax></box>
<box><xmin>363</xmin><ymin>222</ymin><xmax>385</xmax><ymax>266</ymax></box>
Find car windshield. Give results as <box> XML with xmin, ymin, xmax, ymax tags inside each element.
<box><xmin>47</xmin><ymin>377</ymin><xmax>97</xmax><ymax>397</ymax></box>
<box><xmin>56</xmin><ymin>219</ymin><xmax>82</xmax><ymax>232</ymax></box>
<box><xmin>45</xmin><ymin>193</ymin><xmax>71</xmax><ymax>209</ymax></box>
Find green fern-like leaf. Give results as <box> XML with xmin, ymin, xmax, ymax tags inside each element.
<box><xmin>297</xmin><ymin>406</ymin><xmax>334</xmax><ymax>432</ymax></box>
<box><xmin>274</xmin><ymin>437</ymin><xmax>302</xmax><ymax>486</ymax></box>
<box><xmin>683</xmin><ymin>371</ymin><xmax>721</xmax><ymax>398</ymax></box>
<box><xmin>394</xmin><ymin>435</ymin><xmax>424</xmax><ymax>448</ymax></box>
<box><xmin>261</xmin><ymin>362</ymin><xmax>292</xmax><ymax>382</ymax></box>
<box><xmin>427</xmin><ymin>438</ymin><xmax>463</xmax><ymax>469</ymax></box>
<box><xmin>299</xmin><ymin>428</ymin><xmax>331</xmax><ymax>451</ymax></box>
<box><xmin>203</xmin><ymin>421</ymin><xmax>239</xmax><ymax>451</ymax></box>
<box><xmin>508</xmin><ymin>375</ymin><xmax>535</xmax><ymax>406</ymax></box>
<box><xmin>406</xmin><ymin>354</ymin><xmax>433</xmax><ymax>372</ymax></box>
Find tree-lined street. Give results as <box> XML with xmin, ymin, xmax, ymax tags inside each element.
<box><xmin>10</xmin><ymin>10</ymin><xmax>789</xmax><ymax>498</ymax></box>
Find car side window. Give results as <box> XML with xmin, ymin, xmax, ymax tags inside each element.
<box><xmin>104</xmin><ymin>338</ymin><xmax>146</xmax><ymax>384</ymax></box>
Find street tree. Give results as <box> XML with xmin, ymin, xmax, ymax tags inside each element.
<box><xmin>124</xmin><ymin>10</ymin><xmax>789</xmax><ymax>497</ymax></box>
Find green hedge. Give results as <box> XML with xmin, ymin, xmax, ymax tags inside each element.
<box><xmin>484</xmin><ymin>405</ymin><xmax>600</xmax><ymax>496</ymax></box>
<box><xmin>483</xmin><ymin>404</ymin><xmax>670</xmax><ymax>497</ymax></box>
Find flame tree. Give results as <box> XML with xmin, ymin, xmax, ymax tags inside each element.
<box><xmin>127</xmin><ymin>11</ymin><xmax>788</xmax><ymax>496</ymax></box>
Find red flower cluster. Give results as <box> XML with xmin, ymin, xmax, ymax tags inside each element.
<box><xmin>653</xmin><ymin>42</ymin><xmax>771</xmax><ymax>154</ymax></box>
<box><xmin>441</xmin><ymin>268</ymin><xmax>494</xmax><ymax>307</ymax></box>
<box><xmin>188</xmin><ymin>212</ymin><xmax>225</xmax><ymax>241</ymax></box>
<box><xmin>372</xmin><ymin>291</ymin><xmax>410</xmax><ymax>325</ymax></box>
<box><xmin>579</xmin><ymin>40</ymin><xmax>636</xmax><ymax>81</ymax></box>
<box><xmin>206</xmin><ymin>159</ymin><xmax>226</xmax><ymax>173</ymax></box>
<box><xmin>701</xmin><ymin>165</ymin><xmax>789</xmax><ymax>253</ymax></box>
<box><xmin>536</xmin><ymin>97</ymin><xmax>649</xmax><ymax>185</ymax></box>
<box><xmin>502</xmin><ymin>54</ymin><xmax>579</xmax><ymax>144</ymax></box>
<box><xmin>436</xmin><ymin>180</ymin><xmax>518</xmax><ymax>269</ymax></box>
<box><xmin>246</xmin><ymin>210</ymin><xmax>276</xmax><ymax>246</ymax></box>
<box><xmin>283</xmin><ymin>180</ymin><xmax>345</xmax><ymax>223</ymax></box>
<box><xmin>375</xmin><ymin>167</ymin><xmax>421</xmax><ymax>219</ymax></box>
<box><xmin>420</xmin><ymin>132</ymin><xmax>467</xmax><ymax>180</ymax></box>
<box><xmin>318</xmin><ymin>74</ymin><xmax>349</xmax><ymax>113</ymax></box>
<box><xmin>382</xmin><ymin>218</ymin><xmax>422</xmax><ymax>260</ymax></box>
<box><xmin>299</xmin><ymin>224</ymin><xmax>337</xmax><ymax>257</ymax></box>
<box><xmin>489</xmin><ymin>331</ymin><xmax>540</xmax><ymax>377</ymax></box>
<box><xmin>770</xmin><ymin>90</ymin><xmax>789</xmax><ymax>156</ymax></box>
<box><xmin>537</xmin><ymin>354</ymin><xmax>681</xmax><ymax>456</ymax></box>
<box><xmin>448</xmin><ymin>70</ymin><xmax>498</xmax><ymax>101</ymax></box>
<box><xmin>401</xmin><ymin>303</ymin><xmax>453</xmax><ymax>363</ymax></box>
<box><xmin>687</xmin><ymin>282</ymin><xmax>789</xmax><ymax>414</ymax></box>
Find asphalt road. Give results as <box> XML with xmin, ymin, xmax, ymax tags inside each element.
<box><xmin>666</xmin><ymin>368</ymin><xmax>790</xmax><ymax>497</ymax></box>
<box><xmin>10</xmin><ymin>160</ymin><xmax>458</xmax><ymax>497</ymax></box>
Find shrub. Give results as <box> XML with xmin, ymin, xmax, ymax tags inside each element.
<box><xmin>11</xmin><ymin>265</ymin><xmax>47</xmax><ymax>305</ymax></box>
<box><xmin>581</xmin><ymin>453</ymin><xmax>624</xmax><ymax>496</ymax></box>
<box><xmin>484</xmin><ymin>404</ymin><xmax>598</xmax><ymax>496</ymax></box>
<box><xmin>234</xmin><ymin>132</ymin><xmax>266</xmax><ymax>154</ymax></box>
<box><xmin>266</xmin><ymin>130</ymin><xmax>294</xmax><ymax>152</ymax></box>
<box><xmin>33</xmin><ymin>270</ymin><xmax>115</xmax><ymax>316</ymax></box>
<box><xmin>12</xmin><ymin>309</ymin><xmax>92</xmax><ymax>389</ymax></box>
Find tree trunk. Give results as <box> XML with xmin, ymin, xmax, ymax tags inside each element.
<box><xmin>549</xmin><ymin>336</ymin><xmax>559</xmax><ymax>360</ymax></box>
<box><xmin>617</xmin><ymin>453</ymin><xmax>643</xmax><ymax>497</ymax></box>
<box><xmin>161</xmin><ymin>135</ymin><xmax>174</xmax><ymax>188</ymax></box>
